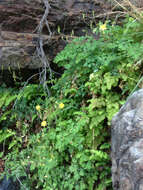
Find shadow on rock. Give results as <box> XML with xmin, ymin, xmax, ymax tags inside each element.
<box><xmin>0</xmin><ymin>176</ymin><xmax>20</xmax><ymax>190</ymax></box>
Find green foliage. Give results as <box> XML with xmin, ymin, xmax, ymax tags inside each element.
<box><xmin>0</xmin><ymin>84</ymin><xmax>46</xmax><ymax>154</ymax></box>
<box><xmin>1</xmin><ymin>17</ymin><xmax>143</xmax><ymax>190</ymax></box>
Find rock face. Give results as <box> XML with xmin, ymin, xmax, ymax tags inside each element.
<box><xmin>112</xmin><ymin>89</ymin><xmax>143</xmax><ymax>190</ymax></box>
<box><xmin>0</xmin><ymin>177</ymin><xmax>19</xmax><ymax>190</ymax></box>
<box><xmin>0</xmin><ymin>0</ymin><xmax>112</xmax><ymax>70</ymax></box>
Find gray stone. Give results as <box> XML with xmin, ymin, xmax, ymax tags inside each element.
<box><xmin>0</xmin><ymin>176</ymin><xmax>20</xmax><ymax>190</ymax></box>
<box><xmin>111</xmin><ymin>89</ymin><xmax>143</xmax><ymax>190</ymax></box>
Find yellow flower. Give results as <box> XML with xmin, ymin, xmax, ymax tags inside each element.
<box><xmin>36</xmin><ymin>105</ymin><xmax>41</xmax><ymax>111</ymax></box>
<box><xmin>99</xmin><ymin>24</ymin><xmax>107</xmax><ymax>31</ymax></box>
<box><xmin>41</xmin><ymin>120</ymin><xmax>47</xmax><ymax>127</ymax></box>
<box><xmin>59</xmin><ymin>103</ymin><xmax>64</xmax><ymax>109</ymax></box>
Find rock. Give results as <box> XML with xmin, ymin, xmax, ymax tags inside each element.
<box><xmin>0</xmin><ymin>176</ymin><xmax>20</xmax><ymax>190</ymax></box>
<box><xmin>0</xmin><ymin>0</ymin><xmax>112</xmax><ymax>70</ymax></box>
<box><xmin>111</xmin><ymin>89</ymin><xmax>143</xmax><ymax>190</ymax></box>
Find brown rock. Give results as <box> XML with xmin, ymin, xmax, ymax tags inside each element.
<box><xmin>0</xmin><ymin>0</ymin><xmax>112</xmax><ymax>70</ymax></box>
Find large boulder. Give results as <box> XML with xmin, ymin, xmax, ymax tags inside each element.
<box><xmin>0</xmin><ymin>177</ymin><xmax>19</xmax><ymax>190</ymax></box>
<box><xmin>112</xmin><ymin>89</ymin><xmax>143</xmax><ymax>190</ymax></box>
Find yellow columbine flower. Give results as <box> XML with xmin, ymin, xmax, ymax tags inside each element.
<box><xmin>59</xmin><ymin>103</ymin><xmax>64</xmax><ymax>109</ymax></box>
<box><xmin>36</xmin><ymin>105</ymin><xmax>41</xmax><ymax>111</ymax></box>
<box><xmin>41</xmin><ymin>120</ymin><xmax>47</xmax><ymax>127</ymax></box>
<box><xmin>99</xmin><ymin>24</ymin><xmax>107</xmax><ymax>31</ymax></box>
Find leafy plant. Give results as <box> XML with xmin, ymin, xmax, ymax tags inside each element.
<box><xmin>2</xmin><ymin>16</ymin><xmax>143</xmax><ymax>190</ymax></box>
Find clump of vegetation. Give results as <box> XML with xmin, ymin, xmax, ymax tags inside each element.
<box><xmin>1</xmin><ymin>16</ymin><xmax>143</xmax><ymax>190</ymax></box>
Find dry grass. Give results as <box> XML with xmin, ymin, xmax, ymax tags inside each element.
<box><xmin>112</xmin><ymin>0</ymin><xmax>143</xmax><ymax>21</ymax></box>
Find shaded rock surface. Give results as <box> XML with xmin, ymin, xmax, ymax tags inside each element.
<box><xmin>0</xmin><ymin>177</ymin><xmax>19</xmax><ymax>190</ymax></box>
<box><xmin>112</xmin><ymin>89</ymin><xmax>143</xmax><ymax>190</ymax></box>
<box><xmin>0</xmin><ymin>0</ymin><xmax>112</xmax><ymax>70</ymax></box>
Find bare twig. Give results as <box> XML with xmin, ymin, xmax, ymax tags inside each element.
<box><xmin>36</xmin><ymin>0</ymin><xmax>53</xmax><ymax>95</ymax></box>
<box><xmin>16</xmin><ymin>174</ymin><xmax>28</xmax><ymax>190</ymax></box>
<box><xmin>89</xmin><ymin>11</ymin><xmax>126</xmax><ymax>18</ymax></box>
<box><xmin>37</xmin><ymin>0</ymin><xmax>52</xmax><ymax>35</ymax></box>
<box><xmin>36</xmin><ymin>43</ymin><xmax>51</xmax><ymax>96</ymax></box>
<box><xmin>13</xmin><ymin>72</ymin><xmax>40</xmax><ymax>108</ymax></box>
<box><xmin>112</xmin><ymin>0</ymin><xmax>143</xmax><ymax>21</ymax></box>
